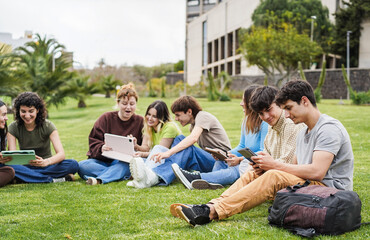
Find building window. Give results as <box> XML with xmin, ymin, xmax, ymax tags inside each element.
<box><xmin>187</xmin><ymin>0</ymin><xmax>199</xmax><ymax>6</ymax></box>
<box><xmin>202</xmin><ymin>20</ymin><xmax>207</xmax><ymax>66</ymax></box>
<box><xmin>227</xmin><ymin>32</ymin><xmax>233</xmax><ymax>57</ymax></box>
<box><xmin>220</xmin><ymin>63</ymin><xmax>225</xmax><ymax>72</ymax></box>
<box><xmin>235</xmin><ymin>28</ymin><xmax>240</xmax><ymax>52</ymax></box>
<box><xmin>214</xmin><ymin>66</ymin><xmax>219</xmax><ymax>78</ymax></box>
<box><xmin>208</xmin><ymin>42</ymin><xmax>212</xmax><ymax>64</ymax></box>
<box><xmin>214</xmin><ymin>39</ymin><xmax>219</xmax><ymax>62</ymax></box>
<box><xmin>235</xmin><ymin>58</ymin><xmax>241</xmax><ymax>74</ymax></box>
<box><xmin>227</xmin><ymin>61</ymin><xmax>233</xmax><ymax>75</ymax></box>
<box><xmin>220</xmin><ymin>36</ymin><xmax>225</xmax><ymax>60</ymax></box>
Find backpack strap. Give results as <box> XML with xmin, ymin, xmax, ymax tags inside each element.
<box><xmin>283</xmin><ymin>226</ymin><xmax>317</xmax><ymax>238</ymax></box>
<box><xmin>286</xmin><ymin>180</ymin><xmax>311</xmax><ymax>192</ymax></box>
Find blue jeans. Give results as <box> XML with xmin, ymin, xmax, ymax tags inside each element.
<box><xmin>152</xmin><ymin>135</ymin><xmax>215</xmax><ymax>185</ymax></box>
<box><xmin>200</xmin><ymin>161</ymin><xmax>240</xmax><ymax>185</ymax></box>
<box><xmin>7</xmin><ymin>159</ymin><xmax>79</xmax><ymax>183</ymax></box>
<box><xmin>144</xmin><ymin>145</ymin><xmax>169</xmax><ymax>169</ymax></box>
<box><xmin>78</xmin><ymin>159</ymin><xmax>130</xmax><ymax>184</ymax></box>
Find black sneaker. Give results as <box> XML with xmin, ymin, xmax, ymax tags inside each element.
<box><xmin>64</xmin><ymin>174</ymin><xmax>75</xmax><ymax>182</ymax></box>
<box><xmin>170</xmin><ymin>203</ymin><xmax>195</xmax><ymax>218</ymax></box>
<box><xmin>176</xmin><ymin>204</ymin><xmax>211</xmax><ymax>226</ymax></box>
<box><xmin>171</xmin><ymin>163</ymin><xmax>201</xmax><ymax>190</ymax></box>
<box><xmin>191</xmin><ymin>179</ymin><xmax>224</xmax><ymax>190</ymax></box>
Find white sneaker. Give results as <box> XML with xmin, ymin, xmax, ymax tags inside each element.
<box><xmin>130</xmin><ymin>157</ymin><xmax>159</xmax><ymax>188</ymax></box>
<box><xmin>126</xmin><ymin>180</ymin><xmax>135</xmax><ymax>187</ymax></box>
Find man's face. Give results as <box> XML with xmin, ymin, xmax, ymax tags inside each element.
<box><xmin>258</xmin><ymin>103</ymin><xmax>282</xmax><ymax>126</ymax></box>
<box><xmin>174</xmin><ymin>110</ymin><xmax>193</xmax><ymax>127</ymax></box>
<box><xmin>281</xmin><ymin>99</ymin><xmax>306</xmax><ymax>124</ymax></box>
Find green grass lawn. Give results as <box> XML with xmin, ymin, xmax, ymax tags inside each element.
<box><xmin>0</xmin><ymin>96</ymin><xmax>369</xmax><ymax>239</ymax></box>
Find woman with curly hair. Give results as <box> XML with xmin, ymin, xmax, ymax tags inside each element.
<box><xmin>78</xmin><ymin>83</ymin><xmax>144</xmax><ymax>185</ymax></box>
<box><xmin>7</xmin><ymin>92</ymin><xmax>79</xmax><ymax>183</ymax></box>
<box><xmin>0</xmin><ymin>100</ymin><xmax>15</xmax><ymax>187</ymax></box>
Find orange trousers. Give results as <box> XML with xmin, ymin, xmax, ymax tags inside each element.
<box><xmin>209</xmin><ymin>170</ymin><xmax>325</xmax><ymax>220</ymax></box>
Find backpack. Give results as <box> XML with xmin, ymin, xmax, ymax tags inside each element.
<box><xmin>268</xmin><ymin>180</ymin><xmax>362</xmax><ymax>237</ymax></box>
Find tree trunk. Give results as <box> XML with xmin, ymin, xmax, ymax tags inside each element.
<box><xmin>78</xmin><ymin>100</ymin><xmax>87</xmax><ymax>108</ymax></box>
<box><xmin>105</xmin><ymin>91</ymin><xmax>111</xmax><ymax>98</ymax></box>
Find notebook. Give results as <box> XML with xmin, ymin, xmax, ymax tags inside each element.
<box><xmin>2</xmin><ymin>150</ymin><xmax>36</xmax><ymax>165</ymax></box>
<box><xmin>101</xmin><ymin>133</ymin><xmax>135</xmax><ymax>163</ymax></box>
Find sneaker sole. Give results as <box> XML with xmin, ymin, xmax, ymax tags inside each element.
<box><xmin>175</xmin><ymin>206</ymin><xmax>195</xmax><ymax>226</ymax></box>
<box><xmin>191</xmin><ymin>180</ymin><xmax>224</xmax><ymax>190</ymax></box>
<box><xmin>170</xmin><ymin>203</ymin><xmax>191</xmax><ymax>218</ymax></box>
<box><xmin>171</xmin><ymin>164</ymin><xmax>193</xmax><ymax>190</ymax></box>
<box><xmin>86</xmin><ymin>178</ymin><xmax>98</xmax><ymax>185</ymax></box>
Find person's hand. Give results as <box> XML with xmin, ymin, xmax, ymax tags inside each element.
<box><xmin>134</xmin><ymin>151</ymin><xmax>145</xmax><ymax>158</ymax></box>
<box><xmin>29</xmin><ymin>155</ymin><xmax>49</xmax><ymax>167</ymax></box>
<box><xmin>252</xmin><ymin>152</ymin><xmax>277</xmax><ymax>171</ymax></box>
<box><xmin>102</xmin><ymin>144</ymin><xmax>112</xmax><ymax>152</ymax></box>
<box><xmin>224</xmin><ymin>153</ymin><xmax>241</xmax><ymax>167</ymax></box>
<box><xmin>0</xmin><ymin>153</ymin><xmax>12</xmax><ymax>164</ymax></box>
<box><xmin>251</xmin><ymin>161</ymin><xmax>264</xmax><ymax>175</ymax></box>
<box><xmin>151</xmin><ymin>151</ymin><xmax>171</xmax><ymax>163</ymax></box>
<box><xmin>128</xmin><ymin>134</ymin><xmax>138</xmax><ymax>150</ymax></box>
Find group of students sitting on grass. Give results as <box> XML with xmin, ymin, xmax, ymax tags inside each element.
<box><xmin>0</xmin><ymin>80</ymin><xmax>354</xmax><ymax>227</ymax></box>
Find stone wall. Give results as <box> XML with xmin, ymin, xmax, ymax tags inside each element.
<box><xmin>231</xmin><ymin>68</ymin><xmax>370</xmax><ymax>99</ymax></box>
<box><xmin>166</xmin><ymin>72</ymin><xmax>184</xmax><ymax>85</ymax></box>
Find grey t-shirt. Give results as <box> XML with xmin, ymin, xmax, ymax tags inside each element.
<box><xmin>296</xmin><ymin>114</ymin><xmax>354</xmax><ymax>190</ymax></box>
<box><xmin>190</xmin><ymin>111</ymin><xmax>231</xmax><ymax>152</ymax></box>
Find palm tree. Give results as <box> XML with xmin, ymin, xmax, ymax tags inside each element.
<box><xmin>0</xmin><ymin>44</ymin><xmax>22</xmax><ymax>100</ymax></box>
<box><xmin>62</xmin><ymin>74</ymin><xmax>99</xmax><ymax>108</ymax></box>
<box><xmin>100</xmin><ymin>74</ymin><xmax>120</xmax><ymax>98</ymax></box>
<box><xmin>13</xmin><ymin>34</ymin><xmax>74</xmax><ymax>108</ymax></box>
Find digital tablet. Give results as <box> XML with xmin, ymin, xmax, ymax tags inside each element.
<box><xmin>2</xmin><ymin>150</ymin><xmax>36</xmax><ymax>165</ymax></box>
<box><xmin>204</xmin><ymin>147</ymin><xmax>228</xmax><ymax>160</ymax></box>
<box><xmin>238</xmin><ymin>148</ymin><xmax>257</xmax><ymax>165</ymax></box>
<box><xmin>102</xmin><ymin>133</ymin><xmax>135</xmax><ymax>163</ymax></box>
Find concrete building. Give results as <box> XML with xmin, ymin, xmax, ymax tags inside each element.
<box><xmin>0</xmin><ymin>31</ymin><xmax>33</xmax><ymax>50</ymax></box>
<box><xmin>359</xmin><ymin>19</ymin><xmax>370</xmax><ymax>68</ymax></box>
<box><xmin>185</xmin><ymin>0</ymin><xmax>359</xmax><ymax>85</ymax></box>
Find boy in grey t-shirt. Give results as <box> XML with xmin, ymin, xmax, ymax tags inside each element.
<box><xmin>173</xmin><ymin>80</ymin><xmax>354</xmax><ymax>227</ymax></box>
<box><xmin>296</xmin><ymin>114</ymin><xmax>354</xmax><ymax>190</ymax></box>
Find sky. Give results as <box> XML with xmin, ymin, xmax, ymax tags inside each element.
<box><xmin>0</xmin><ymin>0</ymin><xmax>186</xmax><ymax>68</ymax></box>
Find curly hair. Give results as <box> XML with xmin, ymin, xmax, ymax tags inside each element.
<box><xmin>13</xmin><ymin>92</ymin><xmax>47</xmax><ymax>127</ymax></box>
<box><xmin>116</xmin><ymin>83</ymin><xmax>138</xmax><ymax>102</ymax></box>
<box><xmin>0</xmin><ymin>100</ymin><xmax>8</xmax><ymax>151</ymax></box>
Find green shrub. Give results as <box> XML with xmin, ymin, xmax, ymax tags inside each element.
<box><xmin>219</xmin><ymin>94</ymin><xmax>231</xmax><ymax>101</ymax></box>
<box><xmin>351</xmin><ymin>90</ymin><xmax>370</xmax><ymax>105</ymax></box>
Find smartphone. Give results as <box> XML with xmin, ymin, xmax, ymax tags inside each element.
<box><xmin>237</xmin><ymin>148</ymin><xmax>257</xmax><ymax>165</ymax></box>
<box><xmin>204</xmin><ymin>147</ymin><xmax>228</xmax><ymax>161</ymax></box>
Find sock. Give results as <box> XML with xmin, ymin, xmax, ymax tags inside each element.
<box><xmin>52</xmin><ymin>177</ymin><xmax>66</xmax><ymax>183</ymax></box>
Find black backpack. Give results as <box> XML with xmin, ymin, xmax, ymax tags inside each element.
<box><xmin>268</xmin><ymin>181</ymin><xmax>362</xmax><ymax>237</ymax></box>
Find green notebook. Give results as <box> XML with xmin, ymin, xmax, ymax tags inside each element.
<box><xmin>2</xmin><ymin>150</ymin><xmax>36</xmax><ymax>165</ymax></box>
